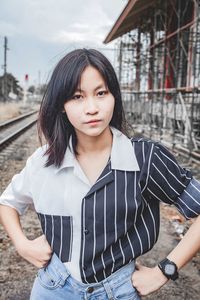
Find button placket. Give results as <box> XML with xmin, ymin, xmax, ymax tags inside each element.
<box><xmin>84</xmin><ymin>228</ymin><xmax>89</xmax><ymax>234</ymax></box>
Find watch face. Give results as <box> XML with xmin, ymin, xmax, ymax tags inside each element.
<box><xmin>165</xmin><ymin>264</ymin><xmax>175</xmax><ymax>275</ymax></box>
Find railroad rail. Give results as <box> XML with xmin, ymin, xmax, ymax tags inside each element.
<box><xmin>0</xmin><ymin>111</ymin><xmax>38</xmax><ymax>151</ymax></box>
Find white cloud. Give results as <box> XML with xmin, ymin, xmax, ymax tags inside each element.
<box><xmin>0</xmin><ymin>20</ymin><xmax>19</xmax><ymax>36</ymax></box>
<box><xmin>52</xmin><ymin>29</ymin><xmax>105</xmax><ymax>45</ymax></box>
<box><xmin>0</xmin><ymin>0</ymin><xmax>126</xmax><ymax>84</ymax></box>
<box><xmin>69</xmin><ymin>23</ymin><xmax>90</xmax><ymax>30</ymax></box>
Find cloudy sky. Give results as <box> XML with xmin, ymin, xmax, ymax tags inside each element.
<box><xmin>0</xmin><ymin>0</ymin><xmax>127</xmax><ymax>86</ymax></box>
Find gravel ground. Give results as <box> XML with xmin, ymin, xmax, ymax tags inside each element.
<box><xmin>0</xmin><ymin>125</ymin><xmax>200</xmax><ymax>300</ymax></box>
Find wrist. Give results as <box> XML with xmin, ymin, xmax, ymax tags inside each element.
<box><xmin>13</xmin><ymin>234</ymin><xmax>29</xmax><ymax>252</ymax></box>
<box><xmin>158</xmin><ymin>258</ymin><xmax>179</xmax><ymax>281</ymax></box>
<box><xmin>153</xmin><ymin>266</ymin><xmax>169</xmax><ymax>285</ymax></box>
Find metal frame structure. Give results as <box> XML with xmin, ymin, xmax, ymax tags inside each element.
<box><xmin>104</xmin><ymin>0</ymin><xmax>200</xmax><ymax>156</ymax></box>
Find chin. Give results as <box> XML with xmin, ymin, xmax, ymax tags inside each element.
<box><xmin>84</xmin><ymin>128</ymin><xmax>105</xmax><ymax>137</ymax></box>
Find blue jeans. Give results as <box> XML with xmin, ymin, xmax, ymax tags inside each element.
<box><xmin>30</xmin><ymin>253</ymin><xmax>141</xmax><ymax>300</ymax></box>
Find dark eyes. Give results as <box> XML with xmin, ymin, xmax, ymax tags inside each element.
<box><xmin>72</xmin><ymin>90</ymin><xmax>107</xmax><ymax>100</ymax></box>
<box><xmin>98</xmin><ymin>90</ymin><xmax>107</xmax><ymax>96</ymax></box>
<box><xmin>72</xmin><ymin>94</ymin><xmax>82</xmax><ymax>100</ymax></box>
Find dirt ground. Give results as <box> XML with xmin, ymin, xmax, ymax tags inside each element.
<box><xmin>0</xmin><ymin>125</ymin><xmax>200</xmax><ymax>299</ymax></box>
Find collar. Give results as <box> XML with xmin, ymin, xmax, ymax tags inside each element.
<box><xmin>110</xmin><ymin>126</ymin><xmax>140</xmax><ymax>171</ymax></box>
<box><xmin>54</xmin><ymin>126</ymin><xmax>140</xmax><ymax>174</ymax></box>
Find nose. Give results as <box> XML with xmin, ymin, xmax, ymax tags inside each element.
<box><xmin>84</xmin><ymin>97</ymin><xmax>99</xmax><ymax>115</ymax></box>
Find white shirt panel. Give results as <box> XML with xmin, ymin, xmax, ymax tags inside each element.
<box><xmin>0</xmin><ymin>126</ymin><xmax>140</xmax><ymax>282</ymax></box>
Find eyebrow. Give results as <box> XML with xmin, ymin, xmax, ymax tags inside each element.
<box><xmin>76</xmin><ymin>84</ymin><xmax>106</xmax><ymax>93</ymax></box>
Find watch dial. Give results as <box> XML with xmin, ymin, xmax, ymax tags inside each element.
<box><xmin>165</xmin><ymin>264</ymin><xmax>175</xmax><ymax>275</ymax></box>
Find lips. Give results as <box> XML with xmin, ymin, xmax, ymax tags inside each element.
<box><xmin>86</xmin><ymin>119</ymin><xmax>101</xmax><ymax>124</ymax></box>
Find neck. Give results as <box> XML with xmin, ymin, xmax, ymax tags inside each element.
<box><xmin>76</xmin><ymin>127</ymin><xmax>113</xmax><ymax>155</ymax></box>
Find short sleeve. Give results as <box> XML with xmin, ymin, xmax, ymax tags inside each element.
<box><xmin>145</xmin><ymin>142</ymin><xmax>200</xmax><ymax>220</ymax></box>
<box><xmin>0</xmin><ymin>156</ymin><xmax>34</xmax><ymax>215</ymax></box>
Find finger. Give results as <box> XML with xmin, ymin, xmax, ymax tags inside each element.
<box><xmin>39</xmin><ymin>255</ymin><xmax>51</xmax><ymax>262</ymax></box>
<box><xmin>135</xmin><ymin>261</ymin><xmax>142</xmax><ymax>270</ymax></box>
<box><xmin>47</xmin><ymin>248</ymin><xmax>53</xmax><ymax>254</ymax></box>
<box><xmin>39</xmin><ymin>259</ymin><xmax>50</xmax><ymax>268</ymax></box>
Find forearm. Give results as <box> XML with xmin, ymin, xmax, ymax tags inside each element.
<box><xmin>0</xmin><ymin>204</ymin><xmax>28</xmax><ymax>249</ymax></box>
<box><xmin>166</xmin><ymin>214</ymin><xmax>200</xmax><ymax>269</ymax></box>
<box><xmin>0</xmin><ymin>204</ymin><xmax>52</xmax><ymax>268</ymax></box>
<box><xmin>132</xmin><ymin>215</ymin><xmax>200</xmax><ymax>296</ymax></box>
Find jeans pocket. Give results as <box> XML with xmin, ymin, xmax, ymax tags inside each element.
<box><xmin>37</xmin><ymin>265</ymin><xmax>62</xmax><ymax>290</ymax></box>
<box><xmin>112</xmin><ymin>277</ymin><xmax>139</xmax><ymax>300</ymax></box>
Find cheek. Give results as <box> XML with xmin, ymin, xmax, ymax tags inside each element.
<box><xmin>64</xmin><ymin>104</ymin><xmax>79</xmax><ymax>123</ymax></box>
<box><xmin>104</xmin><ymin>97</ymin><xmax>115</xmax><ymax>115</ymax></box>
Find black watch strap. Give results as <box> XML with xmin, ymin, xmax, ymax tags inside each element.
<box><xmin>158</xmin><ymin>258</ymin><xmax>179</xmax><ymax>281</ymax></box>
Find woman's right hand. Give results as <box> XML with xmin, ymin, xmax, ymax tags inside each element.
<box><xmin>16</xmin><ymin>234</ymin><xmax>53</xmax><ymax>268</ymax></box>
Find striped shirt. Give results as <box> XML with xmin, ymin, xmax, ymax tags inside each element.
<box><xmin>0</xmin><ymin>126</ymin><xmax>200</xmax><ymax>284</ymax></box>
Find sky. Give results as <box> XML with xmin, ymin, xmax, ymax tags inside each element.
<box><xmin>0</xmin><ymin>0</ymin><xmax>128</xmax><ymax>87</ymax></box>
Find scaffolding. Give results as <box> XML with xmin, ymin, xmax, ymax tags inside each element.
<box><xmin>113</xmin><ymin>0</ymin><xmax>200</xmax><ymax>156</ymax></box>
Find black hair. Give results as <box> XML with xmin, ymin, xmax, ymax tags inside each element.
<box><xmin>38</xmin><ymin>48</ymin><xmax>130</xmax><ymax>168</ymax></box>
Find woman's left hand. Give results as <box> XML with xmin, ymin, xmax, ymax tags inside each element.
<box><xmin>131</xmin><ymin>262</ymin><xmax>168</xmax><ymax>296</ymax></box>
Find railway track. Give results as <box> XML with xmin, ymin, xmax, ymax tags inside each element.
<box><xmin>0</xmin><ymin>111</ymin><xmax>38</xmax><ymax>151</ymax></box>
<box><xmin>0</xmin><ymin>112</ymin><xmax>199</xmax><ymax>179</ymax></box>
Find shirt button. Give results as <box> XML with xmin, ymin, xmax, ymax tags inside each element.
<box><xmin>87</xmin><ymin>287</ymin><xmax>94</xmax><ymax>293</ymax></box>
<box><xmin>84</xmin><ymin>229</ymin><xmax>89</xmax><ymax>234</ymax></box>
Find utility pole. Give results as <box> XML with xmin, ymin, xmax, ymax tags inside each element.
<box><xmin>3</xmin><ymin>36</ymin><xmax>9</xmax><ymax>101</ymax></box>
<box><xmin>3</xmin><ymin>36</ymin><xmax>8</xmax><ymax>75</ymax></box>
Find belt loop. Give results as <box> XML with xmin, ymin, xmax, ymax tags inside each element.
<box><xmin>103</xmin><ymin>279</ymin><xmax>114</xmax><ymax>300</ymax></box>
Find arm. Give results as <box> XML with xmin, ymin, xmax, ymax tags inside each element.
<box><xmin>0</xmin><ymin>204</ymin><xmax>52</xmax><ymax>268</ymax></box>
<box><xmin>131</xmin><ymin>214</ymin><xmax>200</xmax><ymax>296</ymax></box>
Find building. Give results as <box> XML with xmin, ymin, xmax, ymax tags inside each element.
<box><xmin>104</xmin><ymin>0</ymin><xmax>200</xmax><ymax>157</ymax></box>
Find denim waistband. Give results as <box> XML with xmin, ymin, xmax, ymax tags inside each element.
<box><xmin>46</xmin><ymin>252</ymin><xmax>136</xmax><ymax>293</ymax></box>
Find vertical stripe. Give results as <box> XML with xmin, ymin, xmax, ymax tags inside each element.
<box><xmin>110</xmin><ymin>245</ymin><xmax>115</xmax><ymax>274</ymax></box>
<box><xmin>59</xmin><ymin>216</ymin><xmax>63</xmax><ymax>259</ymax></box>
<box><xmin>114</xmin><ymin>170</ymin><xmax>117</xmax><ymax>242</ymax></box>
<box><xmin>81</xmin><ymin>198</ymin><xmax>88</xmax><ymax>283</ymax></box>
<box><xmin>69</xmin><ymin>216</ymin><xmax>73</xmax><ymax>261</ymax></box>
<box><xmin>141</xmin><ymin>215</ymin><xmax>150</xmax><ymax>249</ymax></box>
<box><xmin>147</xmin><ymin>204</ymin><xmax>157</xmax><ymax>243</ymax></box>
<box><xmin>92</xmin><ymin>192</ymin><xmax>98</xmax><ymax>282</ymax></box>
<box><xmin>142</xmin><ymin>142</ymin><xmax>145</xmax><ymax>163</ymax></box>
<box><xmin>101</xmin><ymin>185</ymin><xmax>107</xmax><ymax>279</ymax></box>
<box><xmin>51</xmin><ymin>215</ymin><xmax>54</xmax><ymax>249</ymax></box>
<box><xmin>101</xmin><ymin>252</ymin><xmax>106</xmax><ymax>279</ymax></box>
<box><xmin>124</xmin><ymin>171</ymin><xmax>128</xmax><ymax>234</ymax></box>
<box><xmin>119</xmin><ymin>239</ymin><xmax>125</xmax><ymax>264</ymax></box>
<box><xmin>44</xmin><ymin>214</ymin><xmax>47</xmax><ymax>236</ymax></box>
<box><xmin>104</xmin><ymin>185</ymin><xmax>107</xmax><ymax>251</ymax></box>
<box><xmin>133</xmin><ymin>172</ymin><xmax>143</xmax><ymax>253</ymax></box>
<box><xmin>127</xmin><ymin>232</ymin><xmax>135</xmax><ymax>257</ymax></box>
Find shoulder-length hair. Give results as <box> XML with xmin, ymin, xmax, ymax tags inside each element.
<box><xmin>38</xmin><ymin>48</ymin><xmax>130</xmax><ymax>168</ymax></box>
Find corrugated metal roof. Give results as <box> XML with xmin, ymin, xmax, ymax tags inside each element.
<box><xmin>103</xmin><ymin>0</ymin><xmax>157</xmax><ymax>44</ymax></box>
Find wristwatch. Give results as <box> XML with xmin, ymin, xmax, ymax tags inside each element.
<box><xmin>158</xmin><ymin>258</ymin><xmax>179</xmax><ymax>281</ymax></box>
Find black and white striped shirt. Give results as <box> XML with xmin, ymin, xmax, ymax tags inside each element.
<box><xmin>0</xmin><ymin>126</ymin><xmax>200</xmax><ymax>284</ymax></box>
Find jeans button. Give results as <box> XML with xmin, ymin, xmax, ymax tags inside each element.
<box><xmin>87</xmin><ymin>287</ymin><xmax>94</xmax><ymax>293</ymax></box>
<box><xmin>84</xmin><ymin>228</ymin><xmax>89</xmax><ymax>234</ymax></box>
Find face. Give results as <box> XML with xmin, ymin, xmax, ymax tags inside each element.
<box><xmin>63</xmin><ymin>65</ymin><xmax>115</xmax><ymax>139</ymax></box>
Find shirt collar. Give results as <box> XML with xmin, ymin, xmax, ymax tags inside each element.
<box><xmin>54</xmin><ymin>126</ymin><xmax>140</xmax><ymax>174</ymax></box>
<box><xmin>110</xmin><ymin>126</ymin><xmax>140</xmax><ymax>171</ymax></box>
